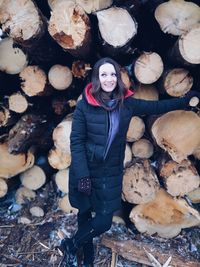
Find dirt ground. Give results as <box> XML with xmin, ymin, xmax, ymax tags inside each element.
<box><xmin>0</xmin><ymin>181</ymin><xmax>199</xmax><ymax>267</ymax></box>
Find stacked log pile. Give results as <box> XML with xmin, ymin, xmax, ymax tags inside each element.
<box><xmin>0</xmin><ymin>0</ymin><xmax>200</xmax><ymax>239</ymax></box>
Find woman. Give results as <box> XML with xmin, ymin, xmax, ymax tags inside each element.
<box><xmin>61</xmin><ymin>57</ymin><xmax>196</xmax><ymax>267</ymax></box>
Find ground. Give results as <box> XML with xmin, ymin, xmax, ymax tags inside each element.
<box><xmin>0</xmin><ymin>181</ymin><xmax>199</xmax><ymax>267</ymax></box>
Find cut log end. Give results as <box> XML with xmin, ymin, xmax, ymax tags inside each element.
<box><xmin>179</xmin><ymin>26</ymin><xmax>200</xmax><ymax>64</ymax></box>
<box><xmin>20</xmin><ymin>66</ymin><xmax>47</xmax><ymax>97</ymax></box>
<box><xmin>134</xmin><ymin>52</ymin><xmax>164</xmax><ymax>84</ymax></box>
<box><xmin>0</xmin><ymin>38</ymin><xmax>28</xmax><ymax>74</ymax></box>
<box><xmin>163</xmin><ymin>68</ymin><xmax>193</xmax><ymax>97</ymax></box>
<box><xmin>155</xmin><ymin>0</ymin><xmax>200</xmax><ymax>36</ymax></box>
<box><xmin>97</xmin><ymin>6</ymin><xmax>137</xmax><ymax>47</ymax></box>
<box><xmin>48</xmin><ymin>64</ymin><xmax>73</xmax><ymax>90</ymax></box>
<box><xmin>8</xmin><ymin>92</ymin><xmax>28</xmax><ymax>113</ymax></box>
<box><xmin>129</xmin><ymin>188</ymin><xmax>200</xmax><ymax>238</ymax></box>
<box><xmin>0</xmin><ymin>0</ymin><xmax>45</xmax><ymax>44</ymax></box>
<box><xmin>0</xmin><ymin>177</ymin><xmax>8</xmax><ymax>198</ymax></box>
<box><xmin>123</xmin><ymin>160</ymin><xmax>160</xmax><ymax>204</ymax></box>
<box><xmin>126</xmin><ymin>116</ymin><xmax>145</xmax><ymax>142</ymax></box>
<box><xmin>20</xmin><ymin>165</ymin><xmax>46</xmax><ymax>190</ymax></box>
<box><xmin>48</xmin><ymin>1</ymin><xmax>90</xmax><ymax>49</ymax></box>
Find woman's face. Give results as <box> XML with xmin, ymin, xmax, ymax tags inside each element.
<box><xmin>99</xmin><ymin>63</ymin><xmax>117</xmax><ymax>93</ymax></box>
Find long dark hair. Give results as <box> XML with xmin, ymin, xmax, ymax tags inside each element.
<box><xmin>91</xmin><ymin>57</ymin><xmax>126</xmax><ymax>107</ymax></box>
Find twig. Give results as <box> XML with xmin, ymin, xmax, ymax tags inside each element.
<box><xmin>16</xmin><ymin>250</ymin><xmax>55</xmax><ymax>255</ymax></box>
<box><xmin>143</xmin><ymin>247</ymin><xmax>162</xmax><ymax>267</ymax></box>
<box><xmin>0</xmin><ymin>225</ymin><xmax>15</xmax><ymax>228</ymax></box>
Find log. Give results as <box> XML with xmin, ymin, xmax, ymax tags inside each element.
<box><xmin>122</xmin><ymin>160</ymin><xmax>160</xmax><ymax>204</ymax></box>
<box><xmin>20</xmin><ymin>165</ymin><xmax>46</xmax><ymax>190</ymax></box>
<box><xmin>129</xmin><ymin>188</ymin><xmax>200</xmax><ymax>238</ymax></box>
<box><xmin>48</xmin><ymin>147</ymin><xmax>71</xmax><ymax>170</ymax></box>
<box><xmin>29</xmin><ymin>206</ymin><xmax>44</xmax><ymax>217</ymax></box>
<box><xmin>19</xmin><ymin>66</ymin><xmax>50</xmax><ymax>97</ymax></box>
<box><xmin>124</xmin><ymin>144</ymin><xmax>132</xmax><ymax>167</ymax></box>
<box><xmin>159</xmin><ymin>159</ymin><xmax>200</xmax><ymax>197</ymax></box>
<box><xmin>133</xmin><ymin>52</ymin><xmax>164</xmax><ymax>84</ymax></box>
<box><xmin>52</xmin><ymin>119</ymin><xmax>72</xmax><ymax>154</ymax></box>
<box><xmin>71</xmin><ymin>60</ymin><xmax>91</xmax><ymax>78</ymax></box>
<box><xmin>15</xmin><ymin>186</ymin><xmax>36</xmax><ymax>205</ymax></box>
<box><xmin>0</xmin><ymin>142</ymin><xmax>34</xmax><ymax>178</ymax></box>
<box><xmin>8</xmin><ymin>92</ymin><xmax>28</xmax><ymax>113</ymax></box>
<box><xmin>101</xmin><ymin>235</ymin><xmax>200</xmax><ymax>267</ymax></box>
<box><xmin>155</xmin><ymin>0</ymin><xmax>200</xmax><ymax>36</ymax></box>
<box><xmin>168</xmin><ymin>25</ymin><xmax>200</xmax><ymax>66</ymax></box>
<box><xmin>0</xmin><ymin>105</ymin><xmax>13</xmax><ymax>127</ymax></box>
<box><xmin>151</xmin><ymin>110</ymin><xmax>200</xmax><ymax>163</ymax></box>
<box><xmin>187</xmin><ymin>187</ymin><xmax>200</xmax><ymax>204</ymax></box>
<box><xmin>55</xmin><ymin>168</ymin><xmax>69</xmax><ymax>194</ymax></box>
<box><xmin>48</xmin><ymin>0</ymin><xmax>113</xmax><ymax>14</ymax></box>
<box><xmin>48</xmin><ymin>64</ymin><xmax>73</xmax><ymax>91</ymax></box>
<box><xmin>121</xmin><ymin>68</ymin><xmax>132</xmax><ymax>90</ymax></box>
<box><xmin>189</xmin><ymin>96</ymin><xmax>200</xmax><ymax>107</ymax></box>
<box><xmin>48</xmin><ymin>0</ymin><xmax>92</xmax><ymax>58</ymax></box>
<box><xmin>131</xmin><ymin>139</ymin><xmax>154</xmax><ymax>159</ymax></box>
<box><xmin>126</xmin><ymin>116</ymin><xmax>145</xmax><ymax>142</ymax></box>
<box><xmin>0</xmin><ymin>177</ymin><xmax>8</xmax><ymax>198</ymax></box>
<box><xmin>0</xmin><ymin>0</ymin><xmax>46</xmax><ymax>47</ymax></box>
<box><xmin>159</xmin><ymin>68</ymin><xmax>193</xmax><ymax>97</ymax></box>
<box><xmin>7</xmin><ymin>114</ymin><xmax>47</xmax><ymax>154</ymax></box>
<box><xmin>0</xmin><ymin>38</ymin><xmax>28</xmax><ymax>74</ymax></box>
<box><xmin>58</xmin><ymin>194</ymin><xmax>78</xmax><ymax>214</ymax></box>
<box><xmin>96</xmin><ymin>6</ymin><xmax>137</xmax><ymax>59</ymax></box>
<box><xmin>133</xmin><ymin>84</ymin><xmax>159</xmax><ymax>100</ymax></box>
<box><xmin>97</xmin><ymin>6</ymin><xmax>137</xmax><ymax>48</ymax></box>
<box><xmin>51</xmin><ymin>97</ymin><xmax>77</xmax><ymax>116</ymax></box>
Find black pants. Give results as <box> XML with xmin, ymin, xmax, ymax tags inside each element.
<box><xmin>73</xmin><ymin>210</ymin><xmax>113</xmax><ymax>264</ymax></box>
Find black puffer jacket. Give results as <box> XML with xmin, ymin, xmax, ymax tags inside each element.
<box><xmin>69</xmin><ymin>83</ymin><xmax>188</xmax><ymax>214</ymax></box>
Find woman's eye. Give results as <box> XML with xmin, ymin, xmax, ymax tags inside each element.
<box><xmin>101</xmin><ymin>73</ymin><xmax>106</xmax><ymax>77</ymax></box>
<box><xmin>112</xmin><ymin>73</ymin><xmax>116</xmax><ymax>76</ymax></box>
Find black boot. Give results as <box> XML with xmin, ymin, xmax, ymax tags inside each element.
<box><xmin>60</xmin><ymin>238</ymin><xmax>77</xmax><ymax>267</ymax></box>
<box><xmin>82</xmin><ymin>240</ymin><xmax>94</xmax><ymax>267</ymax></box>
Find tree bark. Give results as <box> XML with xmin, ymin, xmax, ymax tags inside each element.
<box><xmin>7</xmin><ymin>114</ymin><xmax>47</xmax><ymax>154</ymax></box>
<box><xmin>133</xmin><ymin>84</ymin><xmax>159</xmax><ymax>100</ymax></box>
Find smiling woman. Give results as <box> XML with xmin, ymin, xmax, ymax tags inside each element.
<box><xmin>59</xmin><ymin>57</ymin><xmax>198</xmax><ymax>267</ymax></box>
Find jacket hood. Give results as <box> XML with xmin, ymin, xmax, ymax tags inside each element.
<box><xmin>84</xmin><ymin>83</ymin><xmax>134</xmax><ymax>106</ymax></box>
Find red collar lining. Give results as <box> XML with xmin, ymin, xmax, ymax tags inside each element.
<box><xmin>85</xmin><ymin>83</ymin><xmax>134</xmax><ymax>106</ymax></box>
